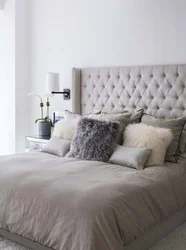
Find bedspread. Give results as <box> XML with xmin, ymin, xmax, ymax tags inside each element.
<box><xmin>0</xmin><ymin>152</ymin><xmax>186</xmax><ymax>250</ymax></box>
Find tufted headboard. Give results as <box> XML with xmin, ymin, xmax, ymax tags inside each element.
<box><xmin>72</xmin><ymin>65</ymin><xmax>186</xmax><ymax>123</ymax></box>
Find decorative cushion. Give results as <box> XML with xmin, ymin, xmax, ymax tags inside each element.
<box><xmin>68</xmin><ymin>118</ymin><xmax>119</xmax><ymax>162</ymax></box>
<box><xmin>109</xmin><ymin>145</ymin><xmax>151</xmax><ymax>170</ymax></box>
<box><xmin>64</xmin><ymin>110</ymin><xmax>132</xmax><ymax>144</ymax></box>
<box><xmin>123</xmin><ymin>123</ymin><xmax>173</xmax><ymax>166</ymax></box>
<box><xmin>42</xmin><ymin>137</ymin><xmax>71</xmax><ymax>157</ymax></box>
<box><xmin>142</xmin><ymin>115</ymin><xmax>186</xmax><ymax>163</ymax></box>
<box><xmin>53</xmin><ymin>119</ymin><xmax>80</xmax><ymax>140</ymax></box>
<box><xmin>100</xmin><ymin>108</ymin><xmax>144</xmax><ymax>123</ymax></box>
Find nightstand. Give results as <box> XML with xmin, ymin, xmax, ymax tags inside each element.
<box><xmin>25</xmin><ymin>135</ymin><xmax>50</xmax><ymax>152</ymax></box>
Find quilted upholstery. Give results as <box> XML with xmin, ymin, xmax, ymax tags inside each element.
<box><xmin>72</xmin><ymin>65</ymin><xmax>186</xmax><ymax>129</ymax></box>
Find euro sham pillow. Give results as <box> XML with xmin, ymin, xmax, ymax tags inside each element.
<box><xmin>109</xmin><ymin>145</ymin><xmax>151</xmax><ymax>170</ymax></box>
<box><xmin>42</xmin><ymin>137</ymin><xmax>71</xmax><ymax>157</ymax></box>
<box><xmin>123</xmin><ymin>123</ymin><xmax>173</xmax><ymax>166</ymax></box>
<box><xmin>142</xmin><ymin>115</ymin><xmax>186</xmax><ymax>162</ymax></box>
<box><xmin>68</xmin><ymin>118</ymin><xmax>119</xmax><ymax>162</ymax></box>
<box><xmin>100</xmin><ymin>108</ymin><xmax>144</xmax><ymax>123</ymax></box>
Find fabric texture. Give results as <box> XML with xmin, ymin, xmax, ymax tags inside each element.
<box><xmin>72</xmin><ymin>66</ymin><xmax>186</xmax><ymax>131</ymax></box>
<box><xmin>0</xmin><ymin>152</ymin><xmax>186</xmax><ymax>250</ymax></box>
<box><xmin>42</xmin><ymin>137</ymin><xmax>71</xmax><ymax>157</ymax></box>
<box><xmin>65</xmin><ymin>110</ymin><xmax>132</xmax><ymax>144</ymax></box>
<box><xmin>100</xmin><ymin>108</ymin><xmax>144</xmax><ymax>123</ymax></box>
<box><xmin>109</xmin><ymin>145</ymin><xmax>151</xmax><ymax>170</ymax></box>
<box><xmin>142</xmin><ymin>115</ymin><xmax>186</xmax><ymax>163</ymax></box>
<box><xmin>68</xmin><ymin>118</ymin><xmax>119</xmax><ymax>162</ymax></box>
<box><xmin>179</xmin><ymin>131</ymin><xmax>186</xmax><ymax>153</ymax></box>
<box><xmin>123</xmin><ymin>123</ymin><xmax>173</xmax><ymax>166</ymax></box>
<box><xmin>52</xmin><ymin>114</ymin><xmax>81</xmax><ymax>140</ymax></box>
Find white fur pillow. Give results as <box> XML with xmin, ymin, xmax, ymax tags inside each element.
<box><xmin>53</xmin><ymin>113</ymin><xmax>81</xmax><ymax>140</ymax></box>
<box><xmin>123</xmin><ymin>123</ymin><xmax>173</xmax><ymax>166</ymax></box>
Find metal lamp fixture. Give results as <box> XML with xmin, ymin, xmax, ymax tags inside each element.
<box><xmin>46</xmin><ymin>72</ymin><xmax>70</xmax><ymax>100</ymax></box>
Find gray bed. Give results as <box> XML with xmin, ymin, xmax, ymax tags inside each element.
<box><xmin>0</xmin><ymin>64</ymin><xmax>186</xmax><ymax>250</ymax></box>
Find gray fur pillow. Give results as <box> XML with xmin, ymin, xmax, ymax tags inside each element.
<box><xmin>68</xmin><ymin>118</ymin><xmax>119</xmax><ymax>162</ymax></box>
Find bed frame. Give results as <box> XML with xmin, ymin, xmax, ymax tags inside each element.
<box><xmin>1</xmin><ymin>64</ymin><xmax>186</xmax><ymax>250</ymax></box>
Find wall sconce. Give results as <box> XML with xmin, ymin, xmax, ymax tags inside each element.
<box><xmin>46</xmin><ymin>72</ymin><xmax>70</xmax><ymax>100</ymax></box>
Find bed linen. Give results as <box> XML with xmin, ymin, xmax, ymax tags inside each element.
<box><xmin>0</xmin><ymin>152</ymin><xmax>186</xmax><ymax>250</ymax></box>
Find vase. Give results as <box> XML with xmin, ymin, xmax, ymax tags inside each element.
<box><xmin>38</xmin><ymin>122</ymin><xmax>51</xmax><ymax>137</ymax></box>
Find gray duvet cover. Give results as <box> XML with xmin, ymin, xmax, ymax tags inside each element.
<box><xmin>0</xmin><ymin>152</ymin><xmax>186</xmax><ymax>250</ymax></box>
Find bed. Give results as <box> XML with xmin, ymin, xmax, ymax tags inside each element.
<box><xmin>0</xmin><ymin>64</ymin><xmax>186</xmax><ymax>250</ymax></box>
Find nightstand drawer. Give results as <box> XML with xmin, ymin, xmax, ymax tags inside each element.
<box><xmin>25</xmin><ymin>135</ymin><xmax>50</xmax><ymax>152</ymax></box>
<box><xmin>29</xmin><ymin>142</ymin><xmax>46</xmax><ymax>152</ymax></box>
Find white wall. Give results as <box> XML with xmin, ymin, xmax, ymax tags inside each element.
<box><xmin>0</xmin><ymin>0</ymin><xmax>15</xmax><ymax>155</ymax></box>
<box><xmin>15</xmin><ymin>0</ymin><xmax>29</xmax><ymax>152</ymax></box>
<box><xmin>28</xmin><ymin>0</ymin><xmax>186</xmax><ymax>134</ymax></box>
<box><xmin>0</xmin><ymin>0</ymin><xmax>29</xmax><ymax>154</ymax></box>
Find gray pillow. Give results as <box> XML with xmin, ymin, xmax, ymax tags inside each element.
<box><xmin>179</xmin><ymin>131</ymin><xmax>186</xmax><ymax>153</ymax></box>
<box><xmin>109</xmin><ymin>145</ymin><xmax>151</xmax><ymax>170</ymax></box>
<box><xmin>42</xmin><ymin>137</ymin><xmax>71</xmax><ymax>157</ymax></box>
<box><xmin>65</xmin><ymin>110</ymin><xmax>131</xmax><ymax>144</ymax></box>
<box><xmin>142</xmin><ymin>115</ymin><xmax>186</xmax><ymax>163</ymax></box>
<box><xmin>100</xmin><ymin>108</ymin><xmax>144</xmax><ymax>123</ymax></box>
<box><xmin>68</xmin><ymin>118</ymin><xmax>119</xmax><ymax>162</ymax></box>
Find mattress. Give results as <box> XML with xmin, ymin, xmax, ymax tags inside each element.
<box><xmin>0</xmin><ymin>152</ymin><xmax>185</xmax><ymax>250</ymax></box>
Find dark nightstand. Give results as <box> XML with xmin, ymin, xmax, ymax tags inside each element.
<box><xmin>25</xmin><ymin>135</ymin><xmax>50</xmax><ymax>152</ymax></box>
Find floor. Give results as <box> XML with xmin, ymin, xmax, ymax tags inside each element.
<box><xmin>0</xmin><ymin>222</ymin><xmax>186</xmax><ymax>250</ymax></box>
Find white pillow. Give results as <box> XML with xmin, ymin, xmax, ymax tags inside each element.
<box><xmin>53</xmin><ymin>112</ymin><xmax>81</xmax><ymax>140</ymax></box>
<box><xmin>123</xmin><ymin>123</ymin><xmax>173</xmax><ymax>166</ymax></box>
<box><xmin>42</xmin><ymin>137</ymin><xmax>71</xmax><ymax>157</ymax></box>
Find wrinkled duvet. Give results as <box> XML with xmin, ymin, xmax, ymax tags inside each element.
<box><xmin>0</xmin><ymin>152</ymin><xmax>186</xmax><ymax>250</ymax></box>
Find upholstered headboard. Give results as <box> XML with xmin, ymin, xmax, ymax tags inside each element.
<box><xmin>72</xmin><ymin>65</ymin><xmax>186</xmax><ymax>121</ymax></box>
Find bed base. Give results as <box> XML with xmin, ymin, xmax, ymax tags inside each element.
<box><xmin>0</xmin><ymin>204</ymin><xmax>186</xmax><ymax>250</ymax></box>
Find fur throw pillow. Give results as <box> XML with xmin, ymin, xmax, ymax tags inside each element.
<box><xmin>123</xmin><ymin>123</ymin><xmax>173</xmax><ymax>166</ymax></box>
<box><xmin>53</xmin><ymin>117</ymin><xmax>81</xmax><ymax>140</ymax></box>
<box><xmin>68</xmin><ymin>118</ymin><xmax>119</xmax><ymax>162</ymax></box>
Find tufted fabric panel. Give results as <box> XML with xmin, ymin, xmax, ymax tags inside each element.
<box><xmin>72</xmin><ymin>65</ymin><xmax>186</xmax><ymax>129</ymax></box>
